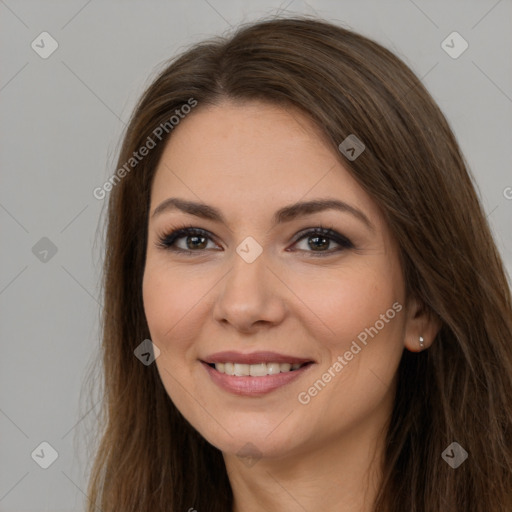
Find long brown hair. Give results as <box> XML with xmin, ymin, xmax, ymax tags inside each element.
<box><xmin>85</xmin><ymin>15</ymin><xmax>512</xmax><ymax>511</ymax></box>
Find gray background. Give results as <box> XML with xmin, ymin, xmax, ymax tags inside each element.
<box><xmin>1</xmin><ymin>0</ymin><xmax>511</xmax><ymax>510</ymax></box>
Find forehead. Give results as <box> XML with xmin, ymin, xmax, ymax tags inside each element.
<box><xmin>150</xmin><ymin>100</ymin><xmax>381</xmax><ymax>225</ymax></box>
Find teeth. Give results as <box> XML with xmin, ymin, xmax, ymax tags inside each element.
<box><xmin>224</xmin><ymin>362</ymin><xmax>234</xmax><ymax>376</ymax></box>
<box><xmin>234</xmin><ymin>363</ymin><xmax>250</xmax><ymax>376</ymax></box>
<box><xmin>249</xmin><ymin>363</ymin><xmax>268</xmax><ymax>377</ymax></box>
<box><xmin>213</xmin><ymin>362</ymin><xmax>305</xmax><ymax>376</ymax></box>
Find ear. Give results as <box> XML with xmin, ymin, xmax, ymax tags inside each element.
<box><xmin>403</xmin><ymin>296</ymin><xmax>442</xmax><ymax>352</ymax></box>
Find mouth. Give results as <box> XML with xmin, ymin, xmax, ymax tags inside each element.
<box><xmin>200</xmin><ymin>352</ymin><xmax>316</xmax><ymax>396</ymax></box>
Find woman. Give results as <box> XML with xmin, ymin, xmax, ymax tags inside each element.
<box><xmin>86</xmin><ymin>16</ymin><xmax>512</xmax><ymax>512</ymax></box>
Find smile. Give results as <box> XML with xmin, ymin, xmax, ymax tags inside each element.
<box><xmin>201</xmin><ymin>359</ymin><xmax>315</xmax><ymax>396</ymax></box>
<box><xmin>210</xmin><ymin>361</ymin><xmax>308</xmax><ymax>376</ymax></box>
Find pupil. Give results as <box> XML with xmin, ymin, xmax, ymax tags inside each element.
<box><xmin>309</xmin><ymin>236</ymin><xmax>328</xmax><ymax>251</ymax></box>
<box><xmin>187</xmin><ymin>235</ymin><xmax>207</xmax><ymax>250</ymax></box>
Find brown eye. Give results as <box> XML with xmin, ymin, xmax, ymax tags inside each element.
<box><xmin>157</xmin><ymin>227</ymin><xmax>220</xmax><ymax>253</ymax></box>
<box><xmin>291</xmin><ymin>227</ymin><xmax>354</xmax><ymax>256</ymax></box>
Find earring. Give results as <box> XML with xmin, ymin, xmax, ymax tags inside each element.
<box><xmin>419</xmin><ymin>336</ymin><xmax>425</xmax><ymax>349</ymax></box>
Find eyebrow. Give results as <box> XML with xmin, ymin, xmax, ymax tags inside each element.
<box><xmin>151</xmin><ymin>197</ymin><xmax>374</xmax><ymax>231</ymax></box>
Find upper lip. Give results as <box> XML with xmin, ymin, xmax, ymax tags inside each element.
<box><xmin>202</xmin><ymin>351</ymin><xmax>314</xmax><ymax>365</ymax></box>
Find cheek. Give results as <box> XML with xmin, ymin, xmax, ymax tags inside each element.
<box><xmin>292</xmin><ymin>259</ymin><xmax>405</xmax><ymax>419</ymax></box>
<box><xmin>142</xmin><ymin>260</ymin><xmax>210</xmax><ymax>345</ymax></box>
<box><xmin>142</xmin><ymin>263</ymin><xmax>206</xmax><ymax>410</ymax></box>
<box><xmin>291</xmin><ymin>260</ymin><xmax>403</xmax><ymax>353</ymax></box>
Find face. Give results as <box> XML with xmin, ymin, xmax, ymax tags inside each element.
<box><xmin>142</xmin><ymin>99</ymin><xmax>413</xmax><ymax>462</ymax></box>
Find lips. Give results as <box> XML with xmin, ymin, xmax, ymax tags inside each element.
<box><xmin>200</xmin><ymin>351</ymin><xmax>315</xmax><ymax>396</ymax></box>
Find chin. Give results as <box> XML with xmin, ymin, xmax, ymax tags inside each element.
<box><xmin>186</xmin><ymin>410</ymin><xmax>312</xmax><ymax>461</ymax></box>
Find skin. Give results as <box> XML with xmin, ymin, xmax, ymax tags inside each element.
<box><xmin>142</xmin><ymin>99</ymin><xmax>440</xmax><ymax>512</ymax></box>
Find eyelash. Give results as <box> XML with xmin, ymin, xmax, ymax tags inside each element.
<box><xmin>155</xmin><ymin>223</ymin><xmax>354</xmax><ymax>257</ymax></box>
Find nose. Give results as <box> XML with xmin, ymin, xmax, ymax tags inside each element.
<box><xmin>212</xmin><ymin>248</ymin><xmax>287</xmax><ymax>333</ymax></box>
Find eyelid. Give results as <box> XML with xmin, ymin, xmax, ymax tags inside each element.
<box><xmin>292</xmin><ymin>225</ymin><xmax>351</xmax><ymax>244</ymax></box>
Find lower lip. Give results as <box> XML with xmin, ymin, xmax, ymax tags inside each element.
<box><xmin>201</xmin><ymin>362</ymin><xmax>314</xmax><ymax>396</ymax></box>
